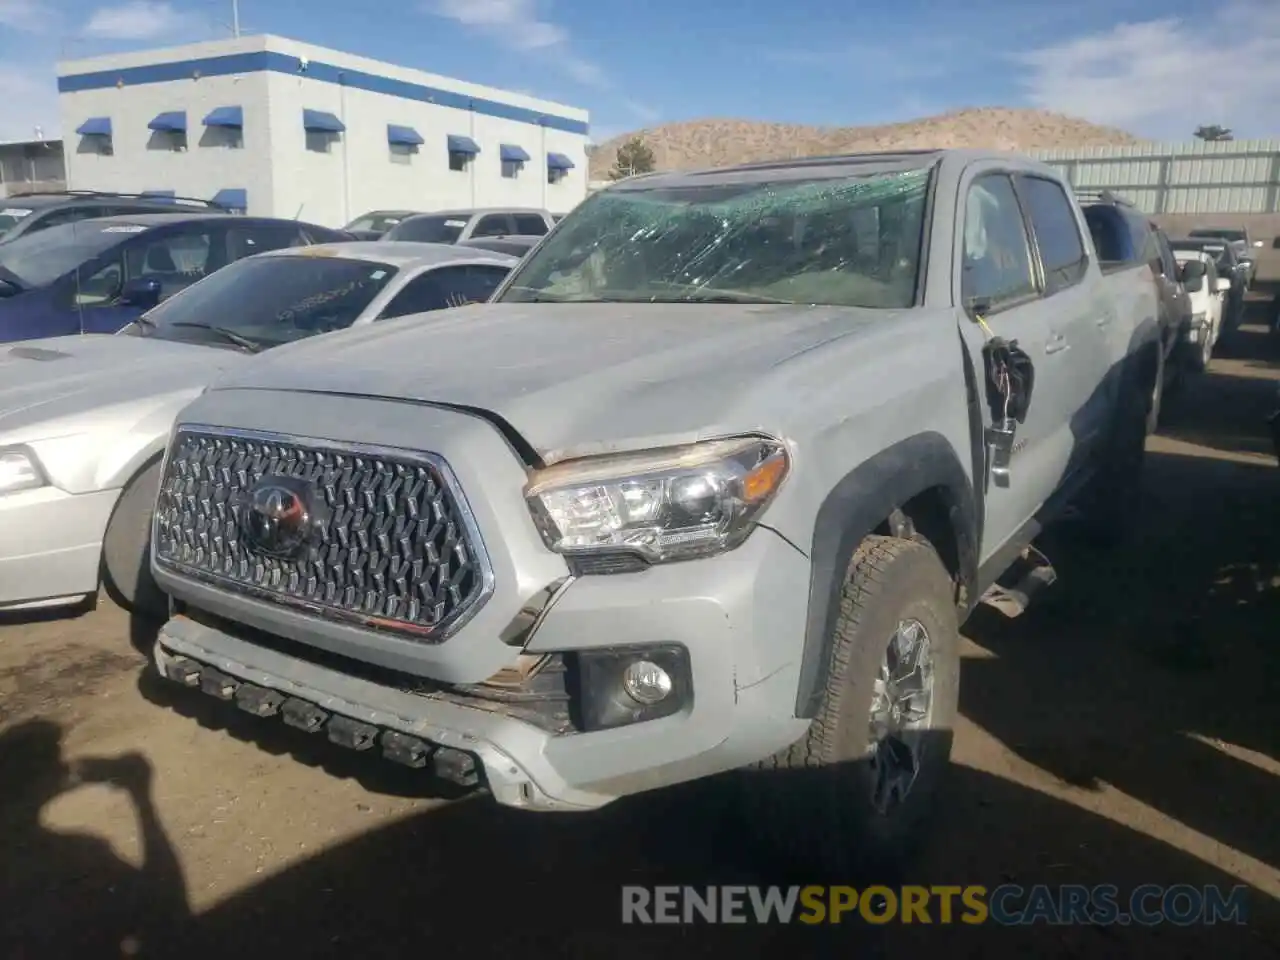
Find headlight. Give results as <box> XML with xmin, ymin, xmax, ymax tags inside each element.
<box><xmin>0</xmin><ymin>446</ymin><xmax>46</xmax><ymax>495</ymax></box>
<box><xmin>524</xmin><ymin>436</ymin><xmax>789</xmax><ymax>565</ymax></box>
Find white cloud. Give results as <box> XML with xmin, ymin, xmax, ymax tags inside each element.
<box><xmin>1016</xmin><ymin>0</ymin><xmax>1280</xmax><ymax>138</ymax></box>
<box><xmin>83</xmin><ymin>1</ymin><xmax>198</xmax><ymax>41</ymax></box>
<box><xmin>0</xmin><ymin>63</ymin><xmax>59</xmax><ymax>142</ymax></box>
<box><xmin>0</xmin><ymin>0</ymin><xmax>45</xmax><ymax>31</ymax></box>
<box><xmin>428</xmin><ymin>0</ymin><xmax>605</xmax><ymax>88</ymax></box>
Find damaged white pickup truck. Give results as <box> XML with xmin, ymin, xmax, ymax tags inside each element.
<box><xmin>146</xmin><ymin>149</ymin><xmax>1162</xmax><ymax>875</ymax></box>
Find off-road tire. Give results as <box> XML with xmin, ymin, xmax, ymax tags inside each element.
<box><xmin>102</xmin><ymin>461</ymin><xmax>168</xmax><ymax>619</ymax></box>
<box><xmin>741</xmin><ymin>535</ymin><xmax>961</xmax><ymax>883</ymax></box>
<box><xmin>1078</xmin><ymin>382</ymin><xmax>1148</xmax><ymax>549</ymax></box>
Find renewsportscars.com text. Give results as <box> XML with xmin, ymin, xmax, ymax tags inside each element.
<box><xmin>621</xmin><ymin>884</ymin><xmax>1250</xmax><ymax>926</ymax></box>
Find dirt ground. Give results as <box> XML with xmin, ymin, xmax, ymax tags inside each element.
<box><xmin>3</xmin><ymin>307</ymin><xmax>1280</xmax><ymax>959</ymax></box>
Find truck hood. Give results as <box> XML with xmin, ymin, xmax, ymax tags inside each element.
<box><xmin>207</xmin><ymin>301</ymin><xmax>898</xmax><ymax>462</ymax></box>
<box><xmin>0</xmin><ymin>333</ymin><xmax>245</xmax><ymax>436</ymax></box>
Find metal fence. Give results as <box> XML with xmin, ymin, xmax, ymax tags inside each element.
<box><xmin>1030</xmin><ymin>139</ymin><xmax>1280</xmax><ymax>216</ymax></box>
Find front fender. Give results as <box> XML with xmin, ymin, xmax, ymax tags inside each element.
<box><xmin>793</xmin><ymin>431</ymin><xmax>977</xmax><ymax>718</ymax></box>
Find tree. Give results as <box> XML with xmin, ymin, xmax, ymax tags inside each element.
<box><xmin>609</xmin><ymin>136</ymin><xmax>656</xmax><ymax>180</ymax></box>
<box><xmin>1193</xmin><ymin>125</ymin><xmax>1233</xmax><ymax>142</ymax></box>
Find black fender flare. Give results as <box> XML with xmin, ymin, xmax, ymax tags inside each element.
<box><xmin>793</xmin><ymin>431</ymin><xmax>979</xmax><ymax>718</ymax></box>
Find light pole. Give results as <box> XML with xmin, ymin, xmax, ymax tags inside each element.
<box><xmin>231</xmin><ymin>0</ymin><xmax>241</xmax><ymax>37</ymax></box>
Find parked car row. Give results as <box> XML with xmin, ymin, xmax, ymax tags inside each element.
<box><xmin>1</xmin><ymin>151</ymin><xmax>1269</xmax><ymax>880</ymax></box>
<box><xmin>1</xmin><ymin>241</ymin><xmax>520</xmax><ymax>615</ymax></box>
<box><xmin>342</xmin><ymin>206</ymin><xmax>560</xmax><ymax>246</ymax></box>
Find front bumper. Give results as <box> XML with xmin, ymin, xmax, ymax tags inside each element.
<box><xmin>153</xmin><ymin>525</ymin><xmax>814</xmax><ymax>811</ymax></box>
<box><xmin>0</xmin><ymin>485</ymin><xmax>118</xmax><ymax>610</ymax></box>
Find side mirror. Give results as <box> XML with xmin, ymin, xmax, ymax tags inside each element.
<box><xmin>119</xmin><ymin>276</ymin><xmax>162</xmax><ymax>308</ymax></box>
<box><xmin>1216</xmin><ymin>277</ymin><xmax>1232</xmax><ymax>293</ymax></box>
<box><xmin>1183</xmin><ymin>276</ymin><xmax>1204</xmax><ymax>293</ymax></box>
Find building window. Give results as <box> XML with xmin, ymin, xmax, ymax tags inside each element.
<box><xmin>205</xmin><ymin>127</ymin><xmax>243</xmax><ymax>150</ymax></box>
<box><xmin>548</xmin><ymin>167</ymin><xmax>567</xmax><ymax>185</ymax></box>
<box><xmin>390</xmin><ymin>143</ymin><xmax>416</xmax><ymax>166</ymax></box>
<box><xmin>306</xmin><ymin>131</ymin><xmax>337</xmax><ymax>154</ymax></box>
<box><xmin>449</xmin><ymin>151</ymin><xmax>471</xmax><ymax>172</ymax></box>
<box><xmin>502</xmin><ymin>159</ymin><xmax>522</xmax><ymax>180</ymax></box>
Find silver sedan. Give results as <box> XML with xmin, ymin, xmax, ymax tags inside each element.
<box><xmin>0</xmin><ymin>241</ymin><xmax>517</xmax><ymax>617</ymax></box>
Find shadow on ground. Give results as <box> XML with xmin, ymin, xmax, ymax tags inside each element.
<box><xmin>3</xmin><ymin>716</ymin><xmax>1276</xmax><ymax>958</ymax></box>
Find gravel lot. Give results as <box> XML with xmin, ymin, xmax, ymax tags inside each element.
<box><xmin>3</xmin><ymin>309</ymin><xmax>1279</xmax><ymax>959</ymax></box>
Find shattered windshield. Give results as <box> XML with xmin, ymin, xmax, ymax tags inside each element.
<box><xmin>497</xmin><ymin>168</ymin><xmax>931</xmax><ymax>309</ymax></box>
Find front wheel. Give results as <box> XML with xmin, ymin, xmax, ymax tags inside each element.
<box><xmin>102</xmin><ymin>461</ymin><xmax>168</xmax><ymax>619</ymax></box>
<box><xmin>741</xmin><ymin>536</ymin><xmax>960</xmax><ymax>881</ymax></box>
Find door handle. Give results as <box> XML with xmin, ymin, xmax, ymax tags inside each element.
<box><xmin>1045</xmin><ymin>333</ymin><xmax>1069</xmax><ymax>355</ymax></box>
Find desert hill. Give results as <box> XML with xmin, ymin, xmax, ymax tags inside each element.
<box><xmin>587</xmin><ymin>107</ymin><xmax>1143</xmax><ymax>179</ymax></box>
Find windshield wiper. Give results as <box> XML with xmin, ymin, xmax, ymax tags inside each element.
<box><xmin>165</xmin><ymin>321</ymin><xmax>267</xmax><ymax>353</ymax></box>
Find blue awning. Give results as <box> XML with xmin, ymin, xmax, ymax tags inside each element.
<box><xmin>500</xmin><ymin>144</ymin><xmax>531</xmax><ymax>163</ymax></box>
<box><xmin>387</xmin><ymin>124</ymin><xmax>424</xmax><ymax>146</ymax></box>
<box><xmin>148</xmin><ymin>111</ymin><xmax>186</xmax><ymax>133</ymax></box>
<box><xmin>76</xmin><ymin>117</ymin><xmax>112</xmax><ymax>137</ymax></box>
<box><xmin>203</xmin><ymin>105</ymin><xmax>243</xmax><ymax>128</ymax></box>
<box><xmin>302</xmin><ymin>109</ymin><xmax>345</xmax><ymax>133</ymax></box>
<box><xmin>212</xmin><ymin>188</ymin><xmax>247</xmax><ymax>212</ymax></box>
<box><xmin>447</xmin><ymin>134</ymin><xmax>480</xmax><ymax>155</ymax></box>
<box><xmin>547</xmin><ymin>152</ymin><xmax>576</xmax><ymax>171</ymax></box>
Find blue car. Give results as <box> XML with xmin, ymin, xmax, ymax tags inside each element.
<box><xmin>0</xmin><ymin>214</ymin><xmax>351</xmax><ymax>343</ymax></box>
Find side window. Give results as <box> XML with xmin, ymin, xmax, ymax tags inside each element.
<box><xmin>226</xmin><ymin>224</ymin><xmax>305</xmax><ymax>260</ymax></box>
<box><xmin>75</xmin><ymin>258</ymin><xmax>124</xmax><ymax>307</ymax></box>
<box><xmin>38</xmin><ymin>208</ymin><xmax>94</xmax><ymax>230</ymax></box>
<box><xmin>378</xmin><ymin>265</ymin><xmax>508</xmax><ymax>319</ymax></box>
<box><xmin>471</xmin><ymin>214</ymin><xmax>511</xmax><ymax>238</ymax></box>
<box><xmin>961</xmin><ymin>174</ymin><xmax>1037</xmax><ymax>311</ymax></box>
<box><xmin>1017</xmin><ymin>176</ymin><xmax>1088</xmax><ymax>294</ymax></box>
<box><xmin>125</xmin><ymin>229</ymin><xmax>214</xmax><ymax>299</ymax></box>
<box><xmin>512</xmin><ymin>214</ymin><xmax>548</xmax><ymax>236</ymax></box>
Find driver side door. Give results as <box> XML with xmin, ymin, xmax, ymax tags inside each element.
<box><xmin>954</xmin><ymin>170</ymin><xmax>1070</xmax><ymax>563</ymax></box>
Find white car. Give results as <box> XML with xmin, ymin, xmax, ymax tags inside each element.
<box><xmin>0</xmin><ymin>242</ymin><xmax>517</xmax><ymax>617</ymax></box>
<box><xmin>1174</xmin><ymin>249</ymin><xmax>1230</xmax><ymax>371</ymax></box>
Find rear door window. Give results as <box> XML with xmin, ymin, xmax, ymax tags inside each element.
<box><xmin>226</xmin><ymin>223</ymin><xmax>305</xmax><ymax>260</ymax></box>
<box><xmin>379</xmin><ymin>264</ymin><xmax>511</xmax><ymax>319</ymax></box>
<box><xmin>1016</xmin><ymin>175</ymin><xmax>1088</xmax><ymax>294</ymax></box>
<box><xmin>471</xmin><ymin>214</ymin><xmax>513</xmax><ymax>238</ymax></box>
<box><xmin>512</xmin><ymin>214</ymin><xmax>549</xmax><ymax>236</ymax></box>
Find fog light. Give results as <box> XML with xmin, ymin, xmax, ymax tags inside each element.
<box><xmin>622</xmin><ymin>660</ymin><xmax>673</xmax><ymax>705</ymax></box>
<box><xmin>569</xmin><ymin>644</ymin><xmax>692</xmax><ymax>732</ymax></box>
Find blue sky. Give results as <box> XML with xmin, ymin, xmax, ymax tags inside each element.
<box><xmin>2</xmin><ymin>0</ymin><xmax>1277</xmax><ymax>142</ymax></box>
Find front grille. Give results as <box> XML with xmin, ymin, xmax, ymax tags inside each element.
<box><xmin>153</xmin><ymin>428</ymin><xmax>492</xmax><ymax>640</ymax></box>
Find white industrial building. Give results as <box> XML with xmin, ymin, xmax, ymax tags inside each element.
<box><xmin>56</xmin><ymin>34</ymin><xmax>590</xmax><ymax>227</ymax></box>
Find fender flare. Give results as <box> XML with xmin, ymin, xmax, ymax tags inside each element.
<box><xmin>793</xmin><ymin>431</ymin><xmax>978</xmax><ymax>718</ymax></box>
